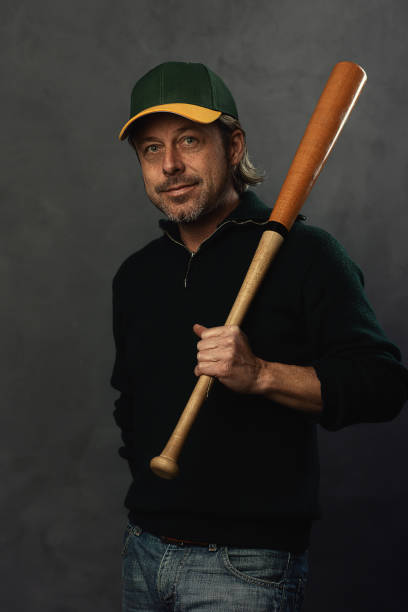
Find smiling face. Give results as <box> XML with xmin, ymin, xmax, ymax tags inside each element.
<box><xmin>130</xmin><ymin>113</ymin><xmax>242</xmax><ymax>223</ymax></box>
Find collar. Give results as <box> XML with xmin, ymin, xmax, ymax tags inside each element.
<box><xmin>158</xmin><ymin>190</ymin><xmax>275</xmax><ymax>240</ymax></box>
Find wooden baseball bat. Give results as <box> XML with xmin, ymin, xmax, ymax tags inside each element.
<box><xmin>150</xmin><ymin>61</ymin><xmax>367</xmax><ymax>479</ymax></box>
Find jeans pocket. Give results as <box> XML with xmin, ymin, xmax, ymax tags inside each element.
<box><xmin>221</xmin><ymin>547</ymin><xmax>290</xmax><ymax>588</ymax></box>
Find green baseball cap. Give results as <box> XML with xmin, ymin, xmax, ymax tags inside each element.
<box><xmin>118</xmin><ymin>61</ymin><xmax>239</xmax><ymax>141</ymax></box>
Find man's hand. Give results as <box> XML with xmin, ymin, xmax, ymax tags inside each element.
<box><xmin>193</xmin><ymin>323</ymin><xmax>263</xmax><ymax>394</ymax></box>
<box><xmin>193</xmin><ymin>323</ymin><xmax>323</xmax><ymax>412</ymax></box>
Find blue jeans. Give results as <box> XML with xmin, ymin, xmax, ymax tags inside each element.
<box><xmin>121</xmin><ymin>521</ymin><xmax>309</xmax><ymax>611</ymax></box>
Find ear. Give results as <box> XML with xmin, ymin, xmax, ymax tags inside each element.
<box><xmin>229</xmin><ymin>129</ymin><xmax>245</xmax><ymax>166</ymax></box>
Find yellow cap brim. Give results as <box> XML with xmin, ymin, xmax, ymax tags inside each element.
<box><xmin>118</xmin><ymin>103</ymin><xmax>222</xmax><ymax>141</ymax></box>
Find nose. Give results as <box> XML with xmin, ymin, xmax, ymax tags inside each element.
<box><xmin>162</xmin><ymin>145</ymin><xmax>185</xmax><ymax>176</ymax></box>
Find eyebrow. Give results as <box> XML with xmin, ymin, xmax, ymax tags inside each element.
<box><xmin>137</xmin><ymin>125</ymin><xmax>200</xmax><ymax>145</ymax></box>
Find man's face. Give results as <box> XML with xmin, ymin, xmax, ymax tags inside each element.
<box><xmin>131</xmin><ymin>113</ymin><xmax>234</xmax><ymax>223</ymax></box>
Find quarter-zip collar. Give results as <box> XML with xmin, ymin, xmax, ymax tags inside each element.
<box><xmin>215</xmin><ymin>189</ymin><xmax>273</xmax><ymax>224</ymax></box>
<box><xmin>158</xmin><ymin>190</ymin><xmax>275</xmax><ymax>243</ymax></box>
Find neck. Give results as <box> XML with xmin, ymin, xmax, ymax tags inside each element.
<box><xmin>178</xmin><ymin>187</ymin><xmax>240</xmax><ymax>253</ymax></box>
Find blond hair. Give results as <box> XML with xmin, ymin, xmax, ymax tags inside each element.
<box><xmin>217</xmin><ymin>114</ymin><xmax>265</xmax><ymax>192</ymax></box>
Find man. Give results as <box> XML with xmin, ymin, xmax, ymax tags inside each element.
<box><xmin>111</xmin><ymin>62</ymin><xmax>408</xmax><ymax>611</ymax></box>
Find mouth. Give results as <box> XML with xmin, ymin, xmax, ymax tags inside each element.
<box><xmin>164</xmin><ymin>183</ymin><xmax>197</xmax><ymax>196</ymax></box>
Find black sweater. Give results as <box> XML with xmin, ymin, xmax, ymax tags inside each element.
<box><xmin>111</xmin><ymin>190</ymin><xmax>408</xmax><ymax>552</ymax></box>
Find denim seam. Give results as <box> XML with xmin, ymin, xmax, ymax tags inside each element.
<box><xmin>121</xmin><ymin>531</ymin><xmax>132</xmax><ymax>557</ymax></box>
<box><xmin>156</xmin><ymin>544</ymin><xmax>173</xmax><ymax>602</ymax></box>
<box><xmin>173</xmin><ymin>548</ymin><xmax>193</xmax><ymax>609</ymax></box>
<box><xmin>121</xmin><ymin>523</ymin><xmax>141</xmax><ymax>557</ymax></box>
<box><xmin>285</xmin><ymin>552</ymin><xmax>292</xmax><ymax>577</ymax></box>
<box><xmin>295</xmin><ymin>576</ymin><xmax>306</xmax><ymax>609</ymax></box>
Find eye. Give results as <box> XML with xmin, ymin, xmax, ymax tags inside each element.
<box><xmin>183</xmin><ymin>135</ymin><xmax>197</xmax><ymax>145</ymax></box>
<box><xmin>145</xmin><ymin>143</ymin><xmax>160</xmax><ymax>153</ymax></box>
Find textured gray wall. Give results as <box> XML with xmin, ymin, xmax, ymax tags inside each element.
<box><xmin>1</xmin><ymin>0</ymin><xmax>407</xmax><ymax>610</ymax></box>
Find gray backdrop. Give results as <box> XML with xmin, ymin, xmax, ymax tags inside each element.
<box><xmin>2</xmin><ymin>0</ymin><xmax>407</xmax><ymax>610</ymax></box>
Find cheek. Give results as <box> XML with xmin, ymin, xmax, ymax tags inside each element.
<box><xmin>140</xmin><ymin>166</ymin><xmax>158</xmax><ymax>190</ymax></box>
<box><xmin>208</xmin><ymin>161</ymin><xmax>229</xmax><ymax>188</ymax></box>
<box><xmin>197</xmin><ymin>151</ymin><xmax>227</xmax><ymax>183</ymax></box>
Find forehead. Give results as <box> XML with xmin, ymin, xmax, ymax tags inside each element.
<box><xmin>131</xmin><ymin>112</ymin><xmax>217</xmax><ymax>142</ymax></box>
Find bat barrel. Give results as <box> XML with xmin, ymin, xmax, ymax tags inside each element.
<box><xmin>270</xmin><ymin>61</ymin><xmax>367</xmax><ymax>230</ymax></box>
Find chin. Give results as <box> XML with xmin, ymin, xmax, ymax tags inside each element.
<box><xmin>161</xmin><ymin>197</ymin><xmax>207</xmax><ymax>223</ymax></box>
<box><xmin>166</xmin><ymin>207</ymin><xmax>204</xmax><ymax>223</ymax></box>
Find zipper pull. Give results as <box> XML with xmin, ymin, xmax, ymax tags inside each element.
<box><xmin>184</xmin><ymin>251</ymin><xmax>195</xmax><ymax>288</ymax></box>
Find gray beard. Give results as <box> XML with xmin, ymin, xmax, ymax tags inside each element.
<box><xmin>151</xmin><ymin>180</ymin><xmax>231</xmax><ymax>224</ymax></box>
<box><xmin>162</xmin><ymin>198</ymin><xmax>224</xmax><ymax>223</ymax></box>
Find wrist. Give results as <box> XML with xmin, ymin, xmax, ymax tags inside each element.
<box><xmin>252</xmin><ymin>359</ymin><xmax>275</xmax><ymax>396</ymax></box>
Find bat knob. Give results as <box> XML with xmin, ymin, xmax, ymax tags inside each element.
<box><xmin>150</xmin><ymin>455</ymin><xmax>180</xmax><ymax>479</ymax></box>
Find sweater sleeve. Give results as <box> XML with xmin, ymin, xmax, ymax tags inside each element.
<box><xmin>302</xmin><ymin>229</ymin><xmax>408</xmax><ymax>431</ymax></box>
<box><xmin>110</xmin><ymin>273</ymin><xmax>135</xmax><ymax>460</ymax></box>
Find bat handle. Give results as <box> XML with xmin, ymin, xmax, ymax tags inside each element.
<box><xmin>150</xmin><ymin>231</ymin><xmax>285</xmax><ymax>479</ymax></box>
<box><xmin>150</xmin><ymin>374</ymin><xmax>215</xmax><ymax>478</ymax></box>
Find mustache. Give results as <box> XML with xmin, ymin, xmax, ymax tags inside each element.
<box><xmin>156</xmin><ymin>176</ymin><xmax>202</xmax><ymax>193</ymax></box>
